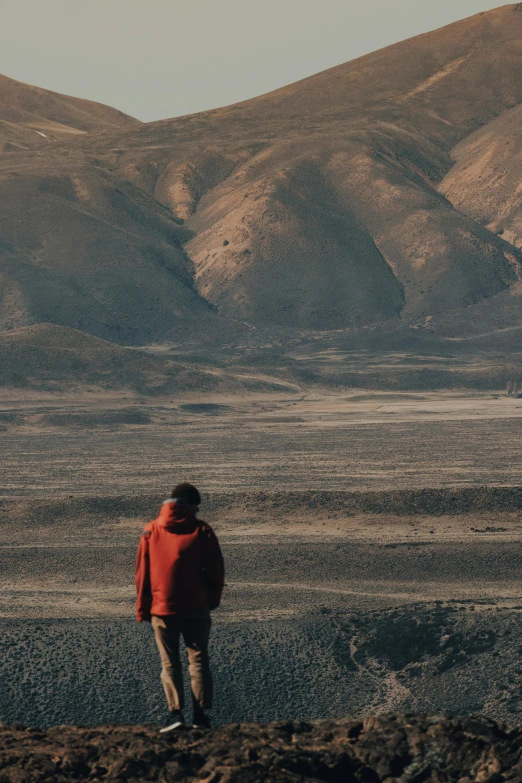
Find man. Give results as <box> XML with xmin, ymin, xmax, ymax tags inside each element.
<box><xmin>135</xmin><ymin>482</ymin><xmax>224</xmax><ymax>732</ymax></box>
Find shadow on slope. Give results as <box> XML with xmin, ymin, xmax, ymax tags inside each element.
<box><xmin>0</xmin><ymin>162</ymin><xmax>244</xmax><ymax>344</ymax></box>
<box><xmin>0</xmin><ymin>325</ymin><xmax>291</xmax><ymax>394</ymax></box>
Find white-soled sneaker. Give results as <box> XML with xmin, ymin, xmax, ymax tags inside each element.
<box><xmin>159</xmin><ymin>710</ymin><xmax>184</xmax><ymax>733</ymax></box>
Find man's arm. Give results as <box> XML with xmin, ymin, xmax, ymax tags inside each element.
<box><xmin>135</xmin><ymin>531</ymin><xmax>152</xmax><ymax>622</ymax></box>
<box><xmin>200</xmin><ymin>525</ymin><xmax>225</xmax><ymax>610</ymax></box>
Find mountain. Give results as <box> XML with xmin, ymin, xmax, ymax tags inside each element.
<box><xmin>0</xmin><ymin>76</ymin><xmax>243</xmax><ymax>345</ymax></box>
<box><xmin>0</xmin><ymin>155</ymin><xmax>244</xmax><ymax>344</ymax></box>
<box><xmin>2</xmin><ymin>5</ymin><xmax>522</xmax><ymax>353</ymax></box>
<box><xmin>74</xmin><ymin>3</ymin><xmax>522</xmax><ymax>336</ymax></box>
<box><xmin>0</xmin><ymin>73</ymin><xmax>139</xmax><ymax>151</ymax></box>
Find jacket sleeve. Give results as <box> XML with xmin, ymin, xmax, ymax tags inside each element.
<box><xmin>200</xmin><ymin>525</ymin><xmax>225</xmax><ymax>610</ymax></box>
<box><xmin>135</xmin><ymin>532</ymin><xmax>152</xmax><ymax>622</ymax></box>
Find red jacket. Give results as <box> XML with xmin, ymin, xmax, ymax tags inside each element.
<box><xmin>135</xmin><ymin>500</ymin><xmax>225</xmax><ymax>622</ymax></box>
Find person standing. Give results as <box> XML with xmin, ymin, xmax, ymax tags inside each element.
<box><xmin>135</xmin><ymin>482</ymin><xmax>224</xmax><ymax>732</ymax></box>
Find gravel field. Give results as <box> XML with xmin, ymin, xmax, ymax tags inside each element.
<box><xmin>2</xmin><ymin>605</ymin><xmax>522</xmax><ymax>728</ymax></box>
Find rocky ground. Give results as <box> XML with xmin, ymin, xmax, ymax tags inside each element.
<box><xmin>1</xmin><ymin>714</ymin><xmax>521</xmax><ymax>782</ymax></box>
<box><xmin>3</xmin><ymin>603</ymin><xmax>522</xmax><ymax>730</ymax></box>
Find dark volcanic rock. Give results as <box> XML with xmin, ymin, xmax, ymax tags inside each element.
<box><xmin>0</xmin><ymin>714</ymin><xmax>521</xmax><ymax>783</ymax></box>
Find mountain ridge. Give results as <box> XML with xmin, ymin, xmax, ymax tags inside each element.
<box><xmin>2</xmin><ymin>5</ymin><xmax>522</xmax><ymax>377</ymax></box>
<box><xmin>0</xmin><ymin>73</ymin><xmax>139</xmax><ymax>151</ymax></box>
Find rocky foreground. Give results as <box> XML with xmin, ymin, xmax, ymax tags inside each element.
<box><xmin>2</xmin><ymin>714</ymin><xmax>522</xmax><ymax>783</ymax></box>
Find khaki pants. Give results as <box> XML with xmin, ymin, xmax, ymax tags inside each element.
<box><xmin>151</xmin><ymin>614</ymin><xmax>212</xmax><ymax>712</ymax></box>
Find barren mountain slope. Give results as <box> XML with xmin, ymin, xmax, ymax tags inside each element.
<box><xmin>0</xmin><ymin>324</ymin><xmax>288</xmax><ymax>393</ymax></box>
<box><xmin>432</xmin><ymin>93</ymin><xmax>522</xmax><ymax>340</ymax></box>
<box><xmin>0</xmin><ymin>80</ymin><xmax>238</xmax><ymax>345</ymax></box>
<box><xmin>0</xmin><ymin>155</ymin><xmax>242</xmax><ymax>344</ymax></box>
<box><xmin>2</xmin><ymin>5</ymin><xmax>522</xmax><ymax>347</ymax></box>
<box><xmin>0</xmin><ymin>324</ymin><xmax>211</xmax><ymax>392</ymax></box>
<box><xmin>90</xmin><ymin>4</ymin><xmax>522</xmax><ymax>149</ymax></box>
<box><xmin>61</xmin><ymin>4</ymin><xmax>522</xmax><ymax>333</ymax></box>
<box><xmin>440</xmin><ymin>103</ymin><xmax>522</xmax><ymax>247</ymax></box>
<box><xmin>0</xmin><ymin>73</ymin><xmax>139</xmax><ymax>151</ymax></box>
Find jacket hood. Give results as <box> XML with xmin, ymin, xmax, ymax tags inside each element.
<box><xmin>156</xmin><ymin>498</ymin><xmax>197</xmax><ymax>528</ymax></box>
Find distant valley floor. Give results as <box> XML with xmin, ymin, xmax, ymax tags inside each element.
<box><xmin>2</xmin><ymin>391</ymin><xmax>522</xmax><ymax>496</ymax></box>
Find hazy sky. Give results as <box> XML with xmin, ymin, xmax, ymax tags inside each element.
<box><xmin>0</xmin><ymin>0</ymin><xmax>501</xmax><ymax>121</ymax></box>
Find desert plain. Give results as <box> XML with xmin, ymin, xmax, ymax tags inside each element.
<box><xmin>2</xmin><ymin>388</ymin><xmax>522</xmax><ymax>729</ymax></box>
<box><xmin>4</xmin><ymin>2</ymin><xmax>522</xmax><ymax>742</ymax></box>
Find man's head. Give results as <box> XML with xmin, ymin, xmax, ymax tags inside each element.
<box><xmin>171</xmin><ymin>482</ymin><xmax>201</xmax><ymax>511</ymax></box>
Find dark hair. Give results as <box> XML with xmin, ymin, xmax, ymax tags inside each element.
<box><xmin>171</xmin><ymin>482</ymin><xmax>201</xmax><ymax>506</ymax></box>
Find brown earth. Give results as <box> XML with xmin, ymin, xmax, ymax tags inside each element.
<box><xmin>1</xmin><ymin>714</ymin><xmax>520</xmax><ymax>783</ymax></box>
<box><xmin>3</xmin><ymin>326</ymin><xmax>522</xmax><ymax>397</ymax></box>
<box><xmin>4</xmin><ymin>6</ymin><xmax>522</xmax><ymax>359</ymax></box>
<box><xmin>0</xmin><ymin>324</ymin><xmax>294</xmax><ymax>394</ymax></box>
<box><xmin>0</xmin><ymin>73</ymin><xmax>139</xmax><ymax>151</ymax></box>
<box><xmin>5</xmin><ymin>392</ymin><xmax>522</xmax><ymax>497</ymax></box>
